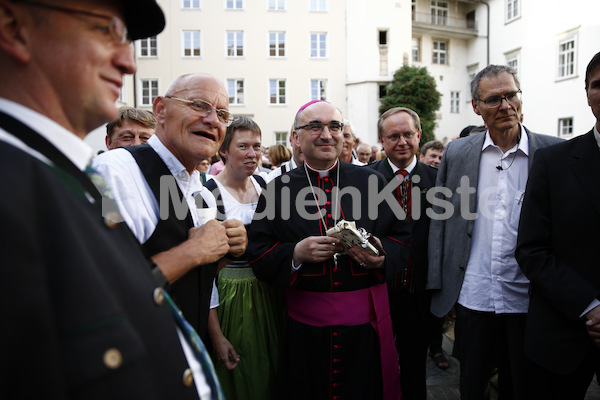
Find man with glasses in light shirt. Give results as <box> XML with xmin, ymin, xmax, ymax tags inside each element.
<box><xmin>427</xmin><ymin>65</ymin><xmax>562</xmax><ymax>399</ymax></box>
<box><xmin>93</xmin><ymin>74</ymin><xmax>247</xmax><ymax>369</ymax></box>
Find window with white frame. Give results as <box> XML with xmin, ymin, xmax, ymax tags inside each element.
<box><xmin>467</xmin><ymin>64</ymin><xmax>478</xmax><ymax>100</ymax></box>
<box><xmin>558</xmin><ymin>117</ymin><xmax>573</xmax><ymax>137</ymax></box>
<box><xmin>117</xmin><ymin>85</ymin><xmax>126</xmax><ymax>103</ymax></box>
<box><xmin>506</xmin><ymin>52</ymin><xmax>520</xmax><ymax>75</ymax></box>
<box><xmin>506</xmin><ymin>0</ymin><xmax>520</xmax><ymax>22</ymax></box>
<box><xmin>226</xmin><ymin>0</ymin><xmax>243</xmax><ymax>9</ymax></box>
<box><xmin>431</xmin><ymin>1</ymin><xmax>448</xmax><ymax>25</ymax></box>
<box><xmin>411</xmin><ymin>0</ymin><xmax>416</xmax><ymax>20</ymax></box>
<box><xmin>183</xmin><ymin>31</ymin><xmax>201</xmax><ymax>57</ymax></box>
<box><xmin>139</xmin><ymin>36</ymin><xmax>157</xmax><ymax>57</ymax></box>
<box><xmin>412</xmin><ymin>37</ymin><xmax>420</xmax><ymax>62</ymax></box>
<box><xmin>140</xmin><ymin>79</ymin><xmax>159</xmax><ymax>106</ymax></box>
<box><xmin>227</xmin><ymin>79</ymin><xmax>245</xmax><ymax>105</ymax></box>
<box><xmin>269</xmin><ymin>79</ymin><xmax>286</xmax><ymax>104</ymax></box>
<box><xmin>433</xmin><ymin>40</ymin><xmax>447</xmax><ymax>65</ymax></box>
<box><xmin>450</xmin><ymin>91</ymin><xmax>460</xmax><ymax>113</ymax></box>
<box><xmin>268</xmin><ymin>0</ymin><xmax>285</xmax><ymax>10</ymax></box>
<box><xmin>310</xmin><ymin>32</ymin><xmax>327</xmax><ymax>58</ymax></box>
<box><xmin>274</xmin><ymin>131</ymin><xmax>288</xmax><ymax>145</ymax></box>
<box><xmin>558</xmin><ymin>37</ymin><xmax>576</xmax><ymax>79</ymax></box>
<box><xmin>310</xmin><ymin>0</ymin><xmax>327</xmax><ymax>11</ymax></box>
<box><xmin>183</xmin><ymin>0</ymin><xmax>200</xmax><ymax>9</ymax></box>
<box><xmin>310</xmin><ymin>79</ymin><xmax>327</xmax><ymax>101</ymax></box>
<box><xmin>269</xmin><ymin>31</ymin><xmax>286</xmax><ymax>57</ymax></box>
<box><xmin>227</xmin><ymin>31</ymin><xmax>244</xmax><ymax>57</ymax></box>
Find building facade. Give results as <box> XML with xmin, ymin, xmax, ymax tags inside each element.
<box><xmin>85</xmin><ymin>0</ymin><xmax>600</xmax><ymax>152</ymax></box>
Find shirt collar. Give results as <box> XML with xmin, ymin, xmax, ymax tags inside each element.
<box><xmin>481</xmin><ymin>124</ymin><xmax>529</xmax><ymax>157</ymax></box>
<box><xmin>305</xmin><ymin>159</ymin><xmax>339</xmax><ymax>178</ymax></box>
<box><xmin>147</xmin><ymin>134</ymin><xmax>201</xmax><ymax>182</ymax></box>
<box><xmin>594</xmin><ymin>125</ymin><xmax>600</xmax><ymax>149</ymax></box>
<box><xmin>0</xmin><ymin>98</ymin><xmax>94</xmax><ymax>170</ymax></box>
<box><xmin>387</xmin><ymin>155</ymin><xmax>417</xmax><ymax>177</ymax></box>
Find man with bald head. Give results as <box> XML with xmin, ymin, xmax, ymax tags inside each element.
<box><xmin>248</xmin><ymin>100</ymin><xmax>410</xmax><ymax>399</ymax></box>
<box><xmin>94</xmin><ymin>74</ymin><xmax>247</xmax><ymax>353</ymax></box>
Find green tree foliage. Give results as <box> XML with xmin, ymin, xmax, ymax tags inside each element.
<box><xmin>379</xmin><ymin>65</ymin><xmax>441</xmax><ymax>146</ymax></box>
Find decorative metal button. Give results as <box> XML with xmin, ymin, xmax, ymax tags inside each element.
<box><xmin>182</xmin><ymin>368</ymin><xmax>194</xmax><ymax>387</ymax></box>
<box><xmin>103</xmin><ymin>348</ymin><xmax>122</xmax><ymax>369</ymax></box>
<box><xmin>153</xmin><ymin>287</ymin><xmax>165</xmax><ymax>306</ymax></box>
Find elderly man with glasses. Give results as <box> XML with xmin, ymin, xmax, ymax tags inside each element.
<box><xmin>247</xmin><ymin>99</ymin><xmax>410</xmax><ymax>400</ymax></box>
<box><xmin>427</xmin><ymin>65</ymin><xmax>562</xmax><ymax>400</ymax></box>
<box><xmin>93</xmin><ymin>74</ymin><xmax>247</xmax><ymax>362</ymax></box>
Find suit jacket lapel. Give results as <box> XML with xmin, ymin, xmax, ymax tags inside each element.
<box><xmin>464</xmin><ymin>134</ymin><xmax>484</xmax><ymax>216</ymax></box>
<box><xmin>526</xmin><ymin>126</ymin><xmax>541</xmax><ymax>169</ymax></box>
<box><xmin>570</xmin><ymin>130</ymin><xmax>600</xmax><ymax>217</ymax></box>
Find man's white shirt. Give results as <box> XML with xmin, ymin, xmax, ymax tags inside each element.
<box><xmin>458</xmin><ymin>126</ymin><xmax>530</xmax><ymax>314</ymax></box>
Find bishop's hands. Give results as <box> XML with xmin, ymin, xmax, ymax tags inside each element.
<box><xmin>348</xmin><ymin>236</ymin><xmax>385</xmax><ymax>269</ymax></box>
<box><xmin>292</xmin><ymin>235</ymin><xmax>384</xmax><ymax>269</ymax></box>
<box><xmin>293</xmin><ymin>236</ymin><xmax>343</xmax><ymax>266</ymax></box>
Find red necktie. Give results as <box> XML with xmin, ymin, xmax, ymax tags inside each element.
<box><xmin>394</xmin><ymin>169</ymin><xmax>414</xmax><ymax>292</ymax></box>
<box><xmin>395</xmin><ymin>169</ymin><xmax>411</xmax><ymax>221</ymax></box>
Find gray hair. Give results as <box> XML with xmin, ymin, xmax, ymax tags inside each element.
<box><xmin>470</xmin><ymin>65</ymin><xmax>520</xmax><ymax>100</ymax></box>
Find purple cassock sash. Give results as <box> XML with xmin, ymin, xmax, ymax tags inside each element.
<box><xmin>286</xmin><ymin>284</ymin><xmax>402</xmax><ymax>400</ymax></box>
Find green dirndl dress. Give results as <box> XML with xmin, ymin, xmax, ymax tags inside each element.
<box><xmin>215</xmin><ymin>263</ymin><xmax>285</xmax><ymax>400</ymax></box>
<box><xmin>210</xmin><ymin>177</ymin><xmax>285</xmax><ymax>400</ymax></box>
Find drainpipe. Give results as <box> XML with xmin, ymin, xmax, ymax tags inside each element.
<box><xmin>479</xmin><ymin>0</ymin><xmax>490</xmax><ymax>65</ymax></box>
<box><xmin>132</xmin><ymin>41</ymin><xmax>138</xmax><ymax>107</ymax></box>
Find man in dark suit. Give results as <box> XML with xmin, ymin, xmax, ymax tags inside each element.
<box><xmin>427</xmin><ymin>65</ymin><xmax>562</xmax><ymax>399</ymax></box>
<box><xmin>368</xmin><ymin>107</ymin><xmax>438</xmax><ymax>399</ymax></box>
<box><xmin>515</xmin><ymin>51</ymin><xmax>600</xmax><ymax>399</ymax></box>
<box><xmin>0</xmin><ymin>0</ymin><xmax>216</xmax><ymax>398</ymax></box>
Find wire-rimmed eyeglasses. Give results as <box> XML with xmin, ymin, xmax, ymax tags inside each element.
<box><xmin>17</xmin><ymin>0</ymin><xmax>129</xmax><ymax>45</ymax></box>
<box><xmin>383</xmin><ymin>131</ymin><xmax>418</xmax><ymax>143</ymax></box>
<box><xmin>165</xmin><ymin>96</ymin><xmax>234</xmax><ymax>127</ymax></box>
<box><xmin>477</xmin><ymin>90</ymin><xmax>522</xmax><ymax>109</ymax></box>
<box><xmin>295</xmin><ymin>121</ymin><xmax>344</xmax><ymax>135</ymax></box>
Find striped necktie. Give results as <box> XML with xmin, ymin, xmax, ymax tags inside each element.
<box><xmin>163</xmin><ymin>290</ymin><xmax>224</xmax><ymax>400</ymax></box>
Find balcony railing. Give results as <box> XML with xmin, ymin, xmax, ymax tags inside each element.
<box><xmin>412</xmin><ymin>11</ymin><xmax>477</xmax><ymax>30</ymax></box>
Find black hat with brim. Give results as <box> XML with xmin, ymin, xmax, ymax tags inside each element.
<box><xmin>123</xmin><ymin>0</ymin><xmax>165</xmax><ymax>40</ymax></box>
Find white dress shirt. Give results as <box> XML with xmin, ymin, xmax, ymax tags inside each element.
<box><xmin>0</xmin><ymin>99</ymin><xmax>93</xmax><ymax>171</ymax></box>
<box><xmin>386</xmin><ymin>155</ymin><xmax>417</xmax><ymax>177</ymax></box>
<box><xmin>458</xmin><ymin>127</ymin><xmax>530</xmax><ymax>314</ymax></box>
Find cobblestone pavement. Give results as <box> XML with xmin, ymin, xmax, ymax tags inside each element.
<box><xmin>425</xmin><ymin>322</ymin><xmax>600</xmax><ymax>400</ymax></box>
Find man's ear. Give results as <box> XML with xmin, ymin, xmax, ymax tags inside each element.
<box><xmin>291</xmin><ymin>130</ymin><xmax>300</xmax><ymax>147</ymax></box>
<box><xmin>153</xmin><ymin>96</ymin><xmax>166</xmax><ymax>123</ymax></box>
<box><xmin>0</xmin><ymin>1</ymin><xmax>33</xmax><ymax>64</ymax></box>
<box><xmin>105</xmin><ymin>135</ymin><xmax>113</xmax><ymax>150</ymax></box>
<box><xmin>471</xmin><ymin>98</ymin><xmax>481</xmax><ymax>116</ymax></box>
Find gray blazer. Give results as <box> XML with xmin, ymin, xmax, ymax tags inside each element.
<box><xmin>426</xmin><ymin>126</ymin><xmax>563</xmax><ymax>318</ymax></box>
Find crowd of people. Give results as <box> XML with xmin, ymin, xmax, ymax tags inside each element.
<box><xmin>1</xmin><ymin>0</ymin><xmax>599</xmax><ymax>399</ymax></box>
